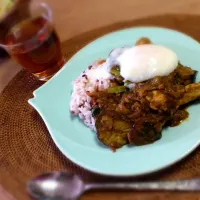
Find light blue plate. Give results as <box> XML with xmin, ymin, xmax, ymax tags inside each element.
<box><xmin>28</xmin><ymin>27</ymin><xmax>200</xmax><ymax>176</ymax></box>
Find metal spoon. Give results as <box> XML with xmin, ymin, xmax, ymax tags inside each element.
<box><xmin>27</xmin><ymin>171</ymin><xmax>200</xmax><ymax>200</ymax></box>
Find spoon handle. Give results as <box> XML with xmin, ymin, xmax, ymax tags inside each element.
<box><xmin>85</xmin><ymin>179</ymin><xmax>200</xmax><ymax>192</ymax></box>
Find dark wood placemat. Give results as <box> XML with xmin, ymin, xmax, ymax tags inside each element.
<box><xmin>0</xmin><ymin>14</ymin><xmax>200</xmax><ymax>200</ymax></box>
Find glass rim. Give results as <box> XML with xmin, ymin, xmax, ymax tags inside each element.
<box><xmin>0</xmin><ymin>2</ymin><xmax>53</xmax><ymax>51</ymax></box>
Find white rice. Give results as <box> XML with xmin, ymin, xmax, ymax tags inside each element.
<box><xmin>70</xmin><ymin>60</ymin><xmax>112</xmax><ymax>130</ymax></box>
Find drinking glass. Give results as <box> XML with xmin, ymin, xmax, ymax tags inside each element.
<box><xmin>0</xmin><ymin>2</ymin><xmax>64</xmax><ymax>81</ymax></box>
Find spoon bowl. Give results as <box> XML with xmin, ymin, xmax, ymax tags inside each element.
<box><xmin>27</xmin><ymin>172</ymin><xmax>84</xmax><ymax>200</ymax></box>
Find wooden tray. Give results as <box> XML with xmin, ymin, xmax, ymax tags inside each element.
<box><xmin>0</xmin><ymin>14</ymin><xmax>200</xmax><ymax>200</ymax></box>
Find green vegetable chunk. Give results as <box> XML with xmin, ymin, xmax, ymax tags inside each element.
<box><xmin>107</xmin><ymin>86</ymin><xmax>127</xmax><ymax>93</ymax></box>
<box><xmin>110</xmin><ymin>68</ymin><xmax>120</xmax><ymax>76</ymax></box>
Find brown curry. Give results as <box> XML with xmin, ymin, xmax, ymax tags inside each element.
<box><xmin>88</xmin><ymin>38</ymin><xmax>200</xmax><ymax>151</ymax></box>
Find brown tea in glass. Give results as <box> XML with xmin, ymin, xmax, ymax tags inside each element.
<box><xmin>0</xmin><ymin>3</ymin><xmax>64</xmax><ymax>81</ymax></box>
<box><xmin>0</xmin><ymin>0</ymin><xmax>31</xmax><ymax>58</ymax></box>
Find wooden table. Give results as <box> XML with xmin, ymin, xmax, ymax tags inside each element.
<box><xmin>1</xmin><ymin>0</ymin><xmax>200</xmax><ymax>199</ymax></box>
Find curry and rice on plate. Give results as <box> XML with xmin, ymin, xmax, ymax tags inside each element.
<box><xmin>70</xmin><ymin>37</ymin><xmax>200</xmax><ymax>151</ymax></box>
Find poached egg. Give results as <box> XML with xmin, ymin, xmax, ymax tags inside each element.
<box><xmin>106</xmin><ymin>44</ymin><xmax>178</xmax><ymax>83</ymax></box>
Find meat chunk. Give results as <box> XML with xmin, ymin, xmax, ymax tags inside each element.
<box><xmin>146</xmin><ymin>90</ymin><xmax>171</xmax><ymax>111</ymax></box>
<box><xmin>179</xmin><ymin>82</ymin><xmax>200</xmax><ymax>106</ymax></box>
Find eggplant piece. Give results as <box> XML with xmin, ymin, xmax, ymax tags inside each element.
<box><xmin>91</xmin><ymin>107</ymin><xmax>101</xmax><ymax>117</ymax></box>
<box><xmin>176</xmin><ymin>65</ymin><xmax>197</xmax><ymax>84</ymax></box>
<box><xmin>95</xmin><ymin>111</ymin><xmax>131</xmax><ymax>150</ymax></box>
<box><xmin>128</xmin><ymin>121</ymin><xmax>161</xmax><ymax>145</ymax></box>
